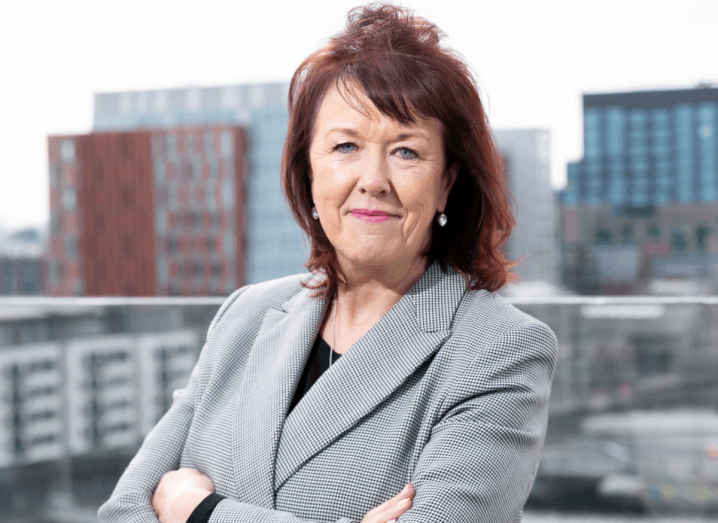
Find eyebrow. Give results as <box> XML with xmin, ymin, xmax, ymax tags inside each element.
<box><xmin>326</xmin><ymin>128</ymin><xmax>429</xmax><ymax>142</ymax></box>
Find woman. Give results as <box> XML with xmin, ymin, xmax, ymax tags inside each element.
<box><xmin>99</xmin><ymin>4</ymin><xmax>557</xmax><ymax>523</ymax></box>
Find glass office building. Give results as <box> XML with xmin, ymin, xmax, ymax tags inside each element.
<box><xmin>562</xmin><ymin>87</ymin><xmax>718</xmax><ymax>207</ymax></box>
<box><xmin>93</xmin><ymin>83</ymin><xmax>307</xmax><ymax>286</ymax></box>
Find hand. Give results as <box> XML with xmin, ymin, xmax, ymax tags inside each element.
<box><xmin>152</xmin><ymin>468</ymin><xmax>215</xmax><ymax>523</ymax></box>
<box><xmin>361</xmin><ymin>483</ymin><xmax>414</xmax><ymax>523</ymax></box>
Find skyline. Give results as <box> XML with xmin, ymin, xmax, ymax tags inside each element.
<box><xmin>1</xmin><ymin>0</ymin><xmax>717</xmax><ymax>229</ymax></box>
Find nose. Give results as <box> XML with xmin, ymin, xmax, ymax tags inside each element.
<box><xmin>356</xmin><ymin>150</ymin><xmax>391</xmax><ymax>196</ymax></box>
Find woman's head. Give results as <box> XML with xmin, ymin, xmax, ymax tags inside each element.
<box><xmin>282</xmin><ymin>2</ymin><xmax>517</xmax><ymax>295</ymax></box>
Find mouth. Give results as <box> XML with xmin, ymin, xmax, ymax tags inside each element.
<box><xmin>351</xmin><ymin>208</ymin><xmax>393</xmax><ymax>223</ymax></box>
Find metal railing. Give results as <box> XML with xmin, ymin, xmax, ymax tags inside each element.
<box><xmin>1</xmin><ymin>296</ymin><xmax>717</xmax><ymax>521</ymax></box>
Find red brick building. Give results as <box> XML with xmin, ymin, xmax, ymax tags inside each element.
<box><xmin>47</xmin><ymin>126</ymin><xmax>247</xmax><ymax>296</ymax></box>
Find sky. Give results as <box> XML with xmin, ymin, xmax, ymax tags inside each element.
<box><xmin>1</xmin><ymin>0</ymin><xmax>716</xmax><ymax>231</ymax></box>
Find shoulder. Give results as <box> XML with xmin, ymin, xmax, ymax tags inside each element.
<box><xmin>449</xmin><ymin>288</ymin><xmax>558</xmax><ymax>364</ymax></box>
<box><xmin>207</xmin><ymin>271</ymin><xmax>315</xmax><ymax>336</ymax></box>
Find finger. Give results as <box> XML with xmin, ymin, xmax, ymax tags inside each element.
<box><xmin>367</xmin><ymin>489</ymin><xmax>414</xmax><ymax>523</ymax></box>
<box><xmin>370</xmin><ymin>483</ymin><xmax>414</xmax><ymax>513</ymax></box>
<box><xmin>369</xmin><ymin>496</ymin><xmax>413</xmax><ymax>523</ymax></box>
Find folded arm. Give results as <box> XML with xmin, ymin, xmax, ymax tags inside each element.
<box><xmin>98</xmin><ymin>287</ymin><xmax>250</xmax><ymax>523</ymax></box>
<box><xmin>400</xmin><ymin>320</ymin><xmax>558</xmax><ymax>523</ymax></box>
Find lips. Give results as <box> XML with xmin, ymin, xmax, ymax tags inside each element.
<box><xmin>351</xmin><ymin>208</ymin><xmax>392</xmax><ymax>223</ymax></box>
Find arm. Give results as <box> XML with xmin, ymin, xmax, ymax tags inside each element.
<box><xmin>98</xmin><ymin>287</ymin><xmax>251</xmax><ymax>523</ymax></box>
<box><xmin>400</xmin><ymin>320</ymin><xmax>558</xmax><ymax>523</ymax></box>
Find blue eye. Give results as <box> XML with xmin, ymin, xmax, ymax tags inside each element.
<box><xmin>397</xmin><ymin>147</ymin><xmax>417</xmax><ymax>159</ymax></box>
<box><xmin>337</xmin><ymin>143</ymin><xmax>356</xmax><ymax>153</ymax></box>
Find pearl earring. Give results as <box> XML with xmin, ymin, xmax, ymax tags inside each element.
<box><xmin>312</xmin><ymin>207</ymin><xmax>319</xmax><ymax>220</ymax></box>
<box><xmin>437</xmin><ymin>212</ymin><xmax>447</xmax><ymax>227</ymax></box>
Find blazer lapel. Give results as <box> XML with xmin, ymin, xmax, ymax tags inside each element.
<box><xmin>274</xmin><ymin>262</ymin><xmax>468</xmax><ymax>489</ymax></box>
<box><xmin>232</xmin><ymin>280</ymin><xmax>329</xmax><ymax>508</ymax></box>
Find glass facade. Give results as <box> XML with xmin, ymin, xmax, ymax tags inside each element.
<box><xmin>562</xmin><ymin>88</ymin><xmax>718</xmax><ymax>207</ymax></box>
<box><xmin>245</xmin><ymin>105</ymin><xmax>307</xmax><ymax>283</ymax></box>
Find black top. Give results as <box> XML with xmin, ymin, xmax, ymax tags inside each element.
<box><xmin>186</xmin><ymin>336</ymin><xmax>340</xmax><ymax>523</ymax></box>
<box><xmin>288</xmin><ymin>336</ymin><xmax>342</xmax><ymax>414</ymax></box>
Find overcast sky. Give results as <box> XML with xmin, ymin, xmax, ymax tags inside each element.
<box><xmin>1</xmin><ymin>0</ymin><xmax>716</xmax><ymax>230</ymax></box>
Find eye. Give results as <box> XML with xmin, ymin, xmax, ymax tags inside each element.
<box><xmin>335</xmin><ymin>142</ymin><xmax>356</xmax><ymax>153</ymax></box>
<box><xmin>396</xmin><ymin>147</ymin><xmax>418</xmax><ymax>160</ymax></box>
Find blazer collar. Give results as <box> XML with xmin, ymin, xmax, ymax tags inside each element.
<box><xmin>273</xmin><ymin>261</ymin><xmax>468</xmax><ymax>489</ymax></box>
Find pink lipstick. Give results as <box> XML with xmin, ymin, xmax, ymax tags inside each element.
<box><xmin>351</xmin><ymin>209</ymin><xmax>391</xmax><ymax>223</ymax></box>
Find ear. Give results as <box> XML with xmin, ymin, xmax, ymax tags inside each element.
<box><xmin>439</xmin><ymin>162</ymin><xmax>459</xmax><ymax>210</ymax></box>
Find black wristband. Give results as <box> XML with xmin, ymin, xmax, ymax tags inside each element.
<box><xmin>186</xmin><ymin>492</ymin><xmax>226</xmax><ymax>523</ymax></box>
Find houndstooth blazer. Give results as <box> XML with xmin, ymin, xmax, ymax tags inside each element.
<box><xmin>98</xmin><ymin>262</ymin><xmax>557</xmax><ymax>523</ymax></box>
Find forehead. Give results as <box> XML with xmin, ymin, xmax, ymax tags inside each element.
<box><xmin>313</xmin><ymin>83</ymin><xmax>443</xmax><ymax>138</ymax></box>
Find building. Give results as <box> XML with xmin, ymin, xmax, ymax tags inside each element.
<box><xmin>0</xmin><ymin>301</ymin><xmax>215</xmax><ymax>519</ymax></box>
<box><xmin>47</xmin><ymin>126</ymin><xmax>246</xmax><ymax>296</ymax></box>
<box><xmin>494</xmin><ymin>129</ymin><xmax>560</xmax><ymax>286</ymax></box>
<box><xmin>0</xmin><ymin>228</ymin><xmax>45</xmax><ymax>295</ymax></box>
<box><xmin>560</xmin><ymin>86</ymin><xmax>718</xmax><ymax>294</ymax></box>
<box><xmin>93</xmin><ymin>83</ymin><xmax>307</xmax><ymax>285</ymax></box>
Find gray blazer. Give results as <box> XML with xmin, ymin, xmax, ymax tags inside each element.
<box><xmin>99</xmin><ymin>262</ymin><xmax>557</xmax><ymax>523</ymax></box>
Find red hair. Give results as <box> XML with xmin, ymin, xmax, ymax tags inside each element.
<box><xmin>282</xmin><ymin>2</ymin><xmax>517</xmax><ymax>297</ymax></box>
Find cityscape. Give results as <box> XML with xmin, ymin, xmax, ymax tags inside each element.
<box><xmin>2</xmin><ymin>79</ymin><xmax>717</xmax><ymax>523</ymax></box>
<box><xmin>2</xmin><ymin>1</ymin><xmax>718</xmax><ymax>522</ymax></box>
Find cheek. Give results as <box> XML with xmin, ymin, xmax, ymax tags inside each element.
<box><xmin>402</xmin><ymin>174</ymin><xmax>443</xmax><ymax>217</ymax></box>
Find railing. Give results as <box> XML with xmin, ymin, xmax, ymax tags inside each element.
<box><xmin>1</xmin><ymin>296</ymin><xmax>717</xmax><ymax>521</ymax></box>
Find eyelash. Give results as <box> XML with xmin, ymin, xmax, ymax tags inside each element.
<box><xmin>334</xmin><ymin>142</ymin><xmax>419</xmax><ymax>160</ymax></box>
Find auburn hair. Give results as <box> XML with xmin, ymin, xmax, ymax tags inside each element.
<box><xmin>281</xmin><ymin>2</ymin><xmax>517</xmax><ymax>297</ymax></box>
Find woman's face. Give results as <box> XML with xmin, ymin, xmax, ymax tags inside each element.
<box><xmin>309</xmin><ymin>84</ymin><xmax>457</xmax><ymax>275</ymax></box>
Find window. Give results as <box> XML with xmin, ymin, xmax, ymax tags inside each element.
<box><xmin>62</xmin><ymin>189</ymin><xmax>76</xmax><ymax>210</ymax></box>
<box><xmin>222</xmin><ymin>179</ymin><xmax>234</xmax><ymax>209</ymax></box>
<box><xmin>622</xmin><ymin>224</ymin><xmax>633</xmax><ymax>243</ymax></box>
<box><xmin>606</xmin><ymin>107</ymin><xmax>625</xmax><ymax>157</ymax></box>
<box><xmin>696</xmin><ymin>225</ymin><xmax>710</xmax><ymax>250</ymax></box>
<box><xmin>155</xmin><ymin>209</ymin><xmax>167</xmax><ymax>234</ymax></box>
<box><xmin>595</xmin><ymin>229</ymin><xmax>612</xmax><ymax>244</ymax></box>
<box><xmin>672</xmin><ymin>228</ymin><xmax>686</xmax><ymax>251</ymax></box>
<box><xmin>221</xmin><ymin>131</ymin><xmax>233</xmax><ymax>159</ymax></box>
<box><xmin>167</xmin><ymin>184</ymin><xmax>178</xmax><ymax>209</ymax></box>
<box><xmin>60</xmin><ymin>139</ymin><xmax>75</xmax><ymax>162</ymax></box>
<box><xmin>192</xmin><ymin>158</ymin><xmax>202</xmax><ymax>182</ymax></box>
<box><xmin>204</xmin><ymin>132</ymin><xmax>214</xmax><ymax>156</ymax></box>
<box><xmin>153</xmin><ymin>157</ymin><xmax>165</xmax><ymax>184</ymax></box>
<box><xmin>166</xmin><ymin>135</ymin><xmax>177</xmax><ymax>160</ymax></box>
<box><xmin>65</xmin><ymin>238</ymin><xmax>79</xmax><ymax>259</ymax></box>
<box><xmin>647</xmin><ymin>223</ymin><xmax>660</xmax><ymax>239</ymax></box>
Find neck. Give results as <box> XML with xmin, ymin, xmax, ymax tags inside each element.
<box><xmin>334</xmin><ymin>256</ymin><xmax>428</xmax><ymax>330</ymax></box>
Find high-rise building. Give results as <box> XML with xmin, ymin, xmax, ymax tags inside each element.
<box><xmin>46</xmin><ymin>126</ymin><xmax>246</xmax><ymax>296</ymax></box>
<box><xmin>563</xmin><ymin>86</ymin><xmax>718</xmax><ymax>207</ymax></box>
<box><xmin>560</xmin><ymin>86</ymin><xmax>718</xmax><ymax>295</ymax></box>
<box><xmin>494</xmin><ymin>129</ymin><xmax>559</xmax><ymax>285</ymax></box>
<box><xmin>0</xmin><ymin>228</ymin><xmax>45</xmax><ymax>295</ymax></box>
<box><xmin>92</xmin><ymin>83</ymin><xmax>307</xmax><ymax>285</ymax></box>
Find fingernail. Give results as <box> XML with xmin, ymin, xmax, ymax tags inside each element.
<box><xmin>400</xmin><ymin>498</ymin><xmax>411</xmax><ymax>506</ymax></box>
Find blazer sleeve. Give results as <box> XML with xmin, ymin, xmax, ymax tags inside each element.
<box><xmin>97</xmin><ymin>286</ymin><xmax>251</xmax><ymax>523</ymax></box>
<box><xmin>401</xmin><ymin>319</ymin><xmax>558</xmax><ymax>523</ymax></box>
